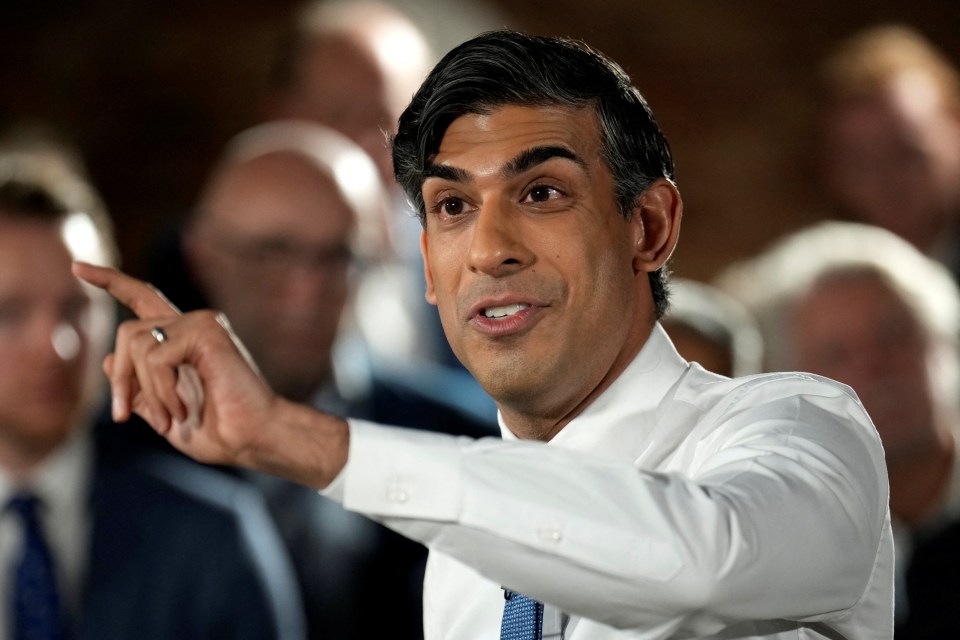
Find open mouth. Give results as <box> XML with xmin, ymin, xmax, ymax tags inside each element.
<box><xmin>482</xmin><ymin>303</ymin><xmax>530</xmax><ymax>319</ymax></box>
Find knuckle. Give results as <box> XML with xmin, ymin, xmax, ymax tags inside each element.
<box><xmin>189</xmin><ymin>309</ymin><xmax>222</xmax><ymax>331</ymax></box>
<box><xmin>115</xmin><ymin>319</ymin><xmax>140</xmax><ymax>341</ymax></box>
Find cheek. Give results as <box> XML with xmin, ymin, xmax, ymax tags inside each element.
<box><xmin>0</xmin><ymin>360</ymin><xmax>17</xmax><ymax>400</ymax></box>
<box><xmin>424</xmin><ymin>240</ymin><xmax>464</xmax><ymax>305</ymax></box>
<box><xmin>584</xmin><ymin>239</ymin><xmax>635</xmax><ymax>298</ymax></box>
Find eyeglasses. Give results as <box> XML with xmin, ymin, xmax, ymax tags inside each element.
<box><xmin>208</xmin><ymin>231</ymin><xmax>355</xmax><ymax>278</ymax></box>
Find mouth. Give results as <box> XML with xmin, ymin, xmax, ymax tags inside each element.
<box><xmin>482</xmin><ymin>303</ymin><xmax>531</xmax><ymax>319</ymax></box>
<box><xmin>468</xmin><ymin>297</ymin><xmax>543</xmax><ymax>337</ymax></box>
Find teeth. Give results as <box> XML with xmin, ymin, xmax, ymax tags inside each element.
<box><xmin>483</xmin><ymin>303</ymin><xmax>530</xmax><ymax>319</ymax></box>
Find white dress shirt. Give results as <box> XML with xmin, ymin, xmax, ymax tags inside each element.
<box><xmin>327</xmin><ymin>324</ymin><xmax>894</xmax><ymax>639</ymax></box>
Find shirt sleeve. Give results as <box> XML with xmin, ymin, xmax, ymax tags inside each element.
<box><xmin>332</xmin><ymin>380</ymin><xmax>888</xmax><ymax>633</ymax></box>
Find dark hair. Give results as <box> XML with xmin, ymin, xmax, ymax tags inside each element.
<box><xmin>391</xmin><ymin>30</ymin><xmax>676</xmax><ymax>317</ymax></box>
<box><xmin>0</xmin><ymin>168</ymin><xmax>71</xmax><ymax>221</ymax></box>
<box><xmin>0</xmin><ymin>151</ymin><xmax>119</xmax><ymax>266</ymax></box>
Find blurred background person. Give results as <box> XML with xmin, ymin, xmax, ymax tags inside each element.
<box><xmin>144</xmin><ymin>0</ymin><xmax>494</xmax><ymax>421</ymax></box>
<box><xmin>164</xmin><ymin>120</ymin><xmax>498</xmax><ymax>640</ymax></box>
<box><xmin>262</xmin><ymin>0</ymin><xmax>432</xmax><ymax>190</ymax></box>
<box><xmin>0</xmin><ymin>149</ymin><xmax>304</xmax><ymax>640</ymax></box>
<box><xmin>262</xmin><ymin>0</ymin><xmax>439</xmax><ymax>357</ymax></box>
<box><xmin>661</xmin><ymin>278</ymin><xmax>763</xmax><ymax>378</ymax></box>
<box><xmin>259</xmin><ymin>0</ymin><xmax>491</xmax><ymax>384</ymax></box>
<box><xmin>718</xmin><ymin>221</ymin><xmax>960</xmax><ymax>638</ymax></box>
<box><xmin>817</xmin><ymin>24</ymin><xmax>960</xmax><ymax>280</ymax></box>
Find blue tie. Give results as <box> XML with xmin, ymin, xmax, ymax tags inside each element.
<box><xmin>8</xmin><ymin>493</ymin><xmax>70</xmax><ymax>640</ymax></box>
<box><xmin>500</xmin><ymin>589</ymin><xmax>543</xmax><ymax>640</ymax></box>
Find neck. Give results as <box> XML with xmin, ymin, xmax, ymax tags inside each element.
<box><xmin>501</xmin><ymin>321</ymin><xmax>654</xmax><ymax>442</ymax></box>
<box><xmin>0</xmin><ymin>443</ymin><xmax>55</xmax><ymax>482</ymax></box>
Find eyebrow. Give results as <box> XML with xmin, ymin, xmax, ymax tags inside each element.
<box><xmin>422</xmin><ymin>163</ymin><xmax>470</xmax><ymax>183</ymax></box>
<box><xmin>503</xmin><ymin>145</ymin><xmax>586</xmax><ymax>178</ymax></box>
<box><xmin>423</xmin><ymin>145</ymin><xmax>587</xmax><ymax>184</ymax></box>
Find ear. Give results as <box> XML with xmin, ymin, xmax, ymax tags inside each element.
<box><xmin>630</xmin><ymin>178</ymin><xmax>682</xmax><ymax>274</ymax></box>
<box><xmin>420</xmin><ymin>229</ymin><xmax>438</xmax><ymax>305</ymax></box>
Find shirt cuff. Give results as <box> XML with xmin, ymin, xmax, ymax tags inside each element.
<box><xmin>337</xmin><ymin>419</ymin><xmax>466</xmax><ymax>521</ymax></box>
<box><xmin>319</xmin><ymin>463</ymin><xmax>347</xmax><ymax>502</ymax></box>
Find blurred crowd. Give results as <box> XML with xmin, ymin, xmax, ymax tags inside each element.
<box><xmin>1</xmin><ymin>2</ymin><xmax>959</xmax><ymax>638</ymax></box>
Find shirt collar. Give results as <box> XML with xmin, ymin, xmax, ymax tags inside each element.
<box><xmin>0</xmin><ymin>427</ymin><xmax>93</xmax><ymax>515</ymax></box>
<box><xmin>498</xmin><ymin>323</ymin><xmax>691</xmax><ymax>459</ymax></box>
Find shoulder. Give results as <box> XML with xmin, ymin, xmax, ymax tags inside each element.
<box><xmin>88</xmin><ymin>442</ymin><xmax>304</xmax><ymax>638</ymax></box>
<box><xmin>92</xmin><ymin>415</ymin><xmax>266</xmax><ymax>522</ymax></box>
<box><xmin>668</xmin><ymin>367</ymin><xmax>880</xmax><ymax>455</ymax></box>
<box><xmin>91</xmin><ymin>446</ymin><xmax>281</xmax><ymax>560</ymax></box>
<box><xmin>678</xmin><ymin>366</ymin><xmax>864</xmax><ymax>414</ymax></box>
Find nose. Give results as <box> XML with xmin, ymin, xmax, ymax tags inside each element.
<box><xmin>466</xmin><ymin>199</ymin><xmax>535</xmax><ymax>277</ymax></box>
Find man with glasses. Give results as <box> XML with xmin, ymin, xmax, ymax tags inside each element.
<box><xmin>173</xmin><ymin>120</ymin><xmax>496</xmax><ymax>640</ymax></box>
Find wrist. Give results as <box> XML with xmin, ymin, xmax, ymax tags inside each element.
<box><xmin>241</xmin><ymin>397</ymin><xmax>350</xmax><ymax>489</ymax></box>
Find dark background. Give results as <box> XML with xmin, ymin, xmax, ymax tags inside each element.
<box><xmin>3</xmin><ymin>0</ymin><xmax>959</xmax><ymax>281</ymax></box>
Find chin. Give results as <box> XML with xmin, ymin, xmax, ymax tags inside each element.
<box><xmin>15</xmin><ymin>420</ymin><xmax>75</xmax><ymax>455</ymax></box>
<box><xmin>475</xmin><ymin>368</ymin><xmax>543</xmax><ymax>408</ymax></box>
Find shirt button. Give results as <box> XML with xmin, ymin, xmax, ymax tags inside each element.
<box><xmin>386</xmin><ymin>479</ymin><xmax>409</xmax><ymax>503</ymax></box>
<box><xmin>537</xmin><ymin>527</ymin><xmax>563</xmax><ymax>543</ymax></box>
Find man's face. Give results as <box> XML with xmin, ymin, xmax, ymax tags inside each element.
<box><xmin>0</xmin><ymin>216</ymin><xmax>91</xmax><ymax>467</ymax></box>
<box><xmin>189</xmin><ymin>152</ymin><xmax>355</xmax><ymax>402</ymax></box>
<box><xmin>420</xmin><ymin>105</ymin><xmax>654</xmax><ymax>435</ymax></box>
<box><xmin>822</xmin><ymin>74</ymin><xmax>960</xmax><ymax>253</ymax></box>
<box><xmin>789</xmin><ymin>273</ymin><xmax>937</xmax><ymax>461</ymax></box>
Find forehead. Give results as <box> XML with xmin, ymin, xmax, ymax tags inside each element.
<box><xmin>0</xmin><ymin>216</ymin><xmax>78</xmax><ymax>294</ymax></box>
<box><xmin>202</xmin><ymin>152</ymin><xmax>356</xmax><ymax>239</ymax></box>
<box><xmin>432</xmin><ymin>104</ymin><xmax>603</xmax><ymax>170</ymax></box>
<box><xmin>831</xmin><ymin>74</ymin><xmax>947</xmax><ymax>139</ymax></box>
<box><xmin>795</xmin><ymin>271</ymin><xmax>917</xmax><ymax>327</ymax></box>
<box><xmin>300</xmin><ymin>36</ymin><xmax>385</xmax><ymax>94</ymax></box>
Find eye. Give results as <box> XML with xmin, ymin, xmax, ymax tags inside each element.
<box><xmin>445</xmin><ymin>197</ymin><xmax>468</xmax><ymax>216</ymax></box>
<box><xmin>248</xmin><ymin>239</ymin><xmax>293</xmax><ymax>263</ymax></box>
<box><xmin>429</xmin><ymin>196</ymin><xmax>469</xmax><ymax>218</ymax></box>
<box><xmin>62</xmin><ymin>295</ymin><xmax>91</xmax><ymax>327</ymax></box>
<box><xmin>523</xmin><ymin>184</ymin><xmax>562</xmax><ymax>204</ymax></box>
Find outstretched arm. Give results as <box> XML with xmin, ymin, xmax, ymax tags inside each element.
<box><xmin>73</xmin><ymin>261</ymin><xmax>349</xmax><ymax>489</ymax></box>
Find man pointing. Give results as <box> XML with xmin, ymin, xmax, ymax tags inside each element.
<box><xmin>76</xmin><ymin>30</ymin><xmax>893</xmax><ymax>639</ymax></box>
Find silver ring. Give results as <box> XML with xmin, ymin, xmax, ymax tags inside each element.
<box><xmin>150</xmin><ymin>326</ymin><xmax>167</xmax><ymax>345</ymax></box>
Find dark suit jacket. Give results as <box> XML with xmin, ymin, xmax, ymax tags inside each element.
<box><xmin>896</xmin><ymin>517</ymin><xmax>960</xmax><ymax>639</ymax></box>
<box><xmin>87</xmin><ymin>364</ymin><xmax>498</xmax><ymax>640</ymax></box>
<box><xmin>76</xmin><ymin>421</ymin><xmax>304</xmax><ymax>640</ymax></box>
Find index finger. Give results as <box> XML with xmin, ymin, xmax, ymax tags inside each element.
<box><xmin>72</xmin><ymin>261</ymin><xmax>182</xmax><ymax>318</ymax></box>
